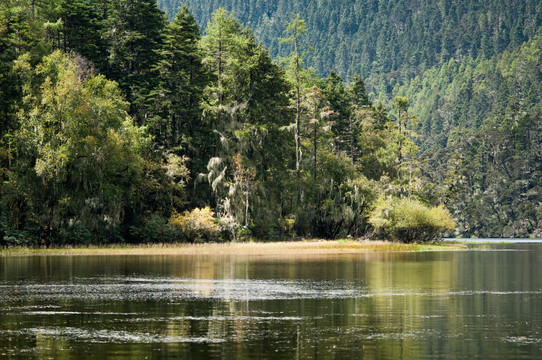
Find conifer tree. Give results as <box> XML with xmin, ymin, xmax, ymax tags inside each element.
<box><xmin>151</xmin><ymin>5</ymin><xmax>207</xmax><ymax>145</ymax></box>
<box><xmin>103</xmin><ymin>0</ymin><xmax>167</xmax><ymax>123</ymax></box>
<box><xmin>200</xmin><ymin>9</ymin><xmax>292</xmax><ymax>238</ymax></box>
<box><xmin>150</xmin><ymin>4</ymin><xmax>211</xmax><ymax>207</ymax></box>
<box><xmin>39</xmin><ymin>0</ymin><xmax>105</xmax><ymax>67</ymax></box>
<box><xmin>282</xmin><ymin>14</ymin><xmax>306</xmax><ymax>211</ymax></box>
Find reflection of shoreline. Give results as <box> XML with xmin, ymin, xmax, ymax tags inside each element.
<box><xmin>2</xmin><ymin>245</ymin><xmax>540</xmax><ymax>360</ymax></box>
<box><xmin>444</xmin><ymin>238</ymin><xmax>542</xmax><ymax>243</ymax></box>
<box><xmin>0</xmin><ymin>240</ymin><xmax>466</xmax><ymax>257</ymax></box>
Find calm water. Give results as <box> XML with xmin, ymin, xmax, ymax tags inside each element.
<box><xmin>1</xmin><ymin>244</ymin><xmax>542</xmax><ymax>359</ymax></box>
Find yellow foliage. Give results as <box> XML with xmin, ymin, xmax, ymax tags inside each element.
<box><xmin>169</xmin><ymin>207</ymin><xmax>220</xmax><ymax>242</ymax></box>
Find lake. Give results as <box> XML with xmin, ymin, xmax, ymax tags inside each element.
<box><xmin>1</xmin><ymin>243</ymin><xmax>541</xmax><ymax>359</ymax></box>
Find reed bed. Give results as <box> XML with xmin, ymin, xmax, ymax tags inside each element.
<box><xmin>0</xmin><ymin>239</ymin><xmax>466</xmax><ymax>256</ymax></box>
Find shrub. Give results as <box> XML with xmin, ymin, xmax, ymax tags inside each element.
<box><xmin>57</xmin><ymin>224</ymin><xmax>94</xmax><ymax>245</ymax></box>
<box><xmin>0</xmin><ymin>215</ymin><xmax>31</xmax><ymax>247</ymax></box>
<box><xmin>169</xmin><ymin>207</ymin><xmax>221</xmax><ymax>243</ymax></box>
<box><xmin>129</xmin><ymin>214</ymin><xmax>176</xmax><ymax>243</ymax></box>
<box><xmin>369</xmin><ymin>197</ymin><xmax>455</xmax><ymax>243</ymax></box>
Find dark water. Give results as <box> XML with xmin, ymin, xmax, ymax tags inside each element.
<box><xmin>1</xmin><ymin>244</ymin><xmax>542</xmax><ymax>359</ymax></box>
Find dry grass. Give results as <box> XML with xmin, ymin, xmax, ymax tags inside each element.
<box><xmin>0</xmin><ymin>239</ymin><xmax>466</xmax><ymax>256</ymax></box>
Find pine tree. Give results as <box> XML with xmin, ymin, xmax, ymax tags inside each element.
<box><xmin>39</xmin><ymin>0</ymin><xmax>106</xmax><ymax>67</ymax></box>
<box><xmin>150</xmin><ymin>4</ymin><xmax>211</xmax><ymax>207</ymax></box>
<box><xmin>200</xmin><ymin>9</ymin><xmax>292</xmax><ymax>238</ymax></box>
<box><xmin>151</xmin><ymin>5</ymin><xmax>207</xmax><ymax>147</ymax></box>
<box><xmin>103</xmin><ymin>0</ymin><xmax>167</xmax><ymax>123</ymax></box>
<box><xmin>281</xmin><ymin>13</ymin><xmax>306</xmax><ymax>217</ymax></box>
<box><xmin>322</xmin><ymin>71</ymin><xmax>350</xmax><ymax>155</ymax></box>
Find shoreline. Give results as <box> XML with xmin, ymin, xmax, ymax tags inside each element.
<box><xmin>0</xmin><ymin>239</ymin><xmax>467</xmax><ymax>256</ymax></box>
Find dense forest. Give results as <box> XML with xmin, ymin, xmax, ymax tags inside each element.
<box><xmin>157</xmin><ymin>0</ymin><xmax>542</xmax><ymax>88</ymax></box>
<box><xmin>157</xmin><ymin>0</ymin><xmax>542</xmax><ymax>238</ymax></box>
<box><xmin>398</xmin><ymin>39</ymin><xmax>542</xmax><ymax>237</ymax></box>
<box><xmin>0</xmin><ymin>0</ymin><xmax>540</xmax><ymax>245</ymax></box>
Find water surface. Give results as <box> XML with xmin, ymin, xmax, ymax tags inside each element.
<box><xmin>1</xmin><ymin>244</ymin><xmax>541</xmax><ymax>359</ymax></box>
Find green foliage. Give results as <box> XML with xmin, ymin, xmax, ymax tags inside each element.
<box><xmin>39</xmin><ymin>0</ymin><xmax>106</xmax><ymax>67</ymax></box>
<box><xmin>149</xmin><ymin>4</ymin><xmax>208</xmax><ymax>151</ymax></box>
<box><xmin>199</xmin><ymin>9</ymin><xmax>293</xmax><ymax>240</ymax></box>
<box><xmin>415</xmin><ymin>38</ymin><xmax>542</xmax><ymax>237</ymax></box>
<box><xmin>10</xmin><ymin>51</ymin><xmax>148</xmax><ymax>242</ymax></box>
<box><xmin>103</xmin><ymin>0</ymin><xmax>167</xmax><ymax>122</ymax></box>
<box><xmin>0</xmin><ymin>212</ymin><xmax>31</xmax><ymax>247</ymax></box>
<box><xmin>0</xmin><ymin>1</ymin><xmax>48</xmax><ymax>135</ymax></box>
<box><xmin>395</xmin><ymin>37</ymin><xmax>542</xmax><ymax>151</ymax></box>
<box><xmin>299</xmin><ymin>152</ymin><xmax>378</xmax><ymax>239</ymax></box>
<box><xmin>369</xmin><ymin>197</ymin><xmax>456</xmax><ymax>243</ymax></box>
<box><xmin>158</xmin><ymin>0</ymin><xmax>542</xmax><ymax>84</ymax></box>
<box><xmin>56</xmin><ymin>224</ymin><xmax>94</xmax><ymax>246</ymax></box>
<box><xmin>129</xmin><ymin>214</ymin><xmax>176</xmax><ymax>243</ymax></box>
<box><xmin>14</xmin><ymin>2</ymin><xmax>540</xmax><ymax>245</ymax></box>
<box><xmin>129</xmin><ymin>153</ymin><xmax>189</xmax><ymax>227</ymax></box>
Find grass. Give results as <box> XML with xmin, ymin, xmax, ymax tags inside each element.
<box><xmin>0</xmin><ymin>239</ymin><xmax>467</xmax><ymax>256</ymax></box>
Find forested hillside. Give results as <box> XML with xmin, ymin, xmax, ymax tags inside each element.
<box><xmin>158</xmin><ymin>0</ymin><xmax>542</xmax><ymax>84</ymax></box>
<box><xmin>396</xmin><ymin>38</ymin><xmax>542</xmax><ymax>150</ymax></box>
<box><xmin>409</xmin><ymin>39</ymin><xmax>542</xmax><ymax>237</ymax></box>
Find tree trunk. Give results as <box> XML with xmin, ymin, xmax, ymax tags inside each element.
<box><xmin>294</xmin><ymin>31</ymin><xmax>301</xmax><ymax>206</ymax></box>
<box><xmin>244</xmin><ymin>180</ymin><xmax>249</xmax><ymax>227</ymax></box>
<box><xmin>313</xmin><ymin>122</ymin><xmax>317</xmax><ymax>181</ymax></box>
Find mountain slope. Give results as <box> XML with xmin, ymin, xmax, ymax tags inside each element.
<box><xmin>158</xmin><ymin>0</ymin><xmax>542</xmax><ymax>83</ymax></box>
<box><xmin>415</xmin><ymin>38</ymin><xmax>542</xmax><ymax>237</ymax></box>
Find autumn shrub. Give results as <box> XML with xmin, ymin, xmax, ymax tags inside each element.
<box><xmin>369</xmin><ymin>197</ymin><xmax>456</xmax><ymax>243</ymax></box>
<box><xmin>169</xmin><ymin>207</ymin><xmax>222</xmax><ymax>243</ymax></box>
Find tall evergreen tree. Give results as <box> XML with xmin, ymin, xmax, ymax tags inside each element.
<box><xmin>344</xmin><ymin>74</ymin><xmax>371</xmax><ymax>164</ymax></box>
<box><xmin>322</xmin><ymin>71</ymin><xmax>350</xmax><ymax>155</ymax></box>
<box><xmin>200</xmin><ymin>9</ymin><xmax>292</xmax><ymax>239</ymax></box>
<box><xmin>281</xmin><ymin>13</ymin><xmax>306</xmax><ymax>220</ymax></box>
<box><xmin>151</xmin><ymin>5</ymin><xmax>207</xmax><ymax>148</ymax></box>
<box><xmin>103</xmin><ymin>0</ymin><xmax>167</xmax><ymax>123</ymax></box>
<box><xmin>39</xmin><ymin>0</ymin><xmax>106</xmax><ymax>68</ymax></box>
<box><xmin>150</xmin><ymin>5</ymin><xmax>211</xmax><ymax>207</ymax></box>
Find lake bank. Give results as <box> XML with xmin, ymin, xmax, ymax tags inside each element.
<box><xmin>444</xmin><ymin>238</ymin><xmax>542</xmax><ymax>243</ymax></box>
<box><xmin>0</xmin><ymin>239</ymin><xmax>466</xmax><ymax>256</ymax></box>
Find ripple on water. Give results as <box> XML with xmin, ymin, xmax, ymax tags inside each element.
<box><xmin>120</xmin><ymin>315</ymin><xmax>305</xmax><ymax>323</ymax></box>
<box><xmin>503</xmin><ymin>336</ymin><xmax>542</xmax><ymax>345</ymax></box>
<box><xmin>19</xmin><ymin>327</ymin><xmax>226</xmax><ymax>344</ymax></box>
<box><xmin>2</xmin><ymin>277</ymin><xmax>542</xmax><ymax>304</ymax></box>
<box><xmin>0</xmin><ymin>277</ymin><xmax>372</xmax><ymax>302</ymax></box>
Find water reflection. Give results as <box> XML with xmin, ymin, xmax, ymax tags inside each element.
<box><xmin>1</xmin><ymin>246</ymin><xmax>541</xmax><ymax>359</ymax></box>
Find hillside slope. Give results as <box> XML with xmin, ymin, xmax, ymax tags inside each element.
<box><xmin>415</xmin><ymin>38</ymin><xmax>542</xmax><ymax>237</ymax></box>
<box><xmin>158</xmin><ymin>0</ymin><xmax>542</xmax><ymax>84</ymax></box>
